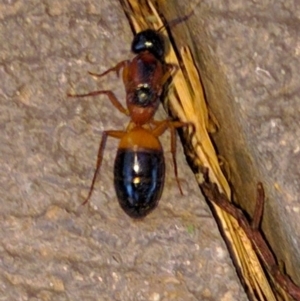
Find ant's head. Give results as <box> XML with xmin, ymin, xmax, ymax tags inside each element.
<box><xmin>131</xmin><ymin>29</ymin><xmax>165</xmax><ymax>61</ymax></box>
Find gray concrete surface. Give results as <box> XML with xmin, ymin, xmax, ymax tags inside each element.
<box><xmin>160</xmin><ymin>0</ymin><xmax>300</xmax><ymax>288</ymax></box>
<box><xmin>0</xmin><ymin>1</ymin><xmax>248</xmax><ymax>300</ymax></box>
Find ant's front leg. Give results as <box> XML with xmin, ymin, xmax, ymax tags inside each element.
<box><xmin>89</xmin><ymin>60</ymin><xmax>130</xmax><ymax>79</ymax></box>
<box><xmin>160</xmin><ymin>63</ymin><xmax>178</xmax><ymax>87</ymax></box>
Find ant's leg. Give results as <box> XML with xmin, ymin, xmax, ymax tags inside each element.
<box><xmin>169</xmin><ymin>121</ymin><xmax>187</xmax><ymax>195</ymax></box>
<box><xmin>68</xmin><ymin>90</ymin><xmax>129</xmax><ymax>116</ymax></box>
<box><xmin>89</xmin><ymin>60</ymin><xmax>129</xmax><ymax>78</ymax></box>
<box><xmin>157</xmin><ymin>2</ymin><xmax>199</xmax><ymax>33</ymax></box>
<box><xmin>82</xmin><ymin>130</ymin><xmax>125</xmax><ymax>206</ymax></box>
<box><xmin>160</xmin><ymin>64</ymin><xmax>178</xmax><ymax>87</ymax></box>
<box><xmin>152</xmin><ymin>120</ymin><xmax>192</xmax><ymax>195</ymax></box>
<box><xmin>168</xmin><ymin>121</ymin><xmax>191</xmax><ymax>195</ymax></box>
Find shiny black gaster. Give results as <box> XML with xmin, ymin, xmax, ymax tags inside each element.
<box><xmin>114</xmin><ymin>149</ymin><xmax>165</xmax><ymax>218</ymax></box>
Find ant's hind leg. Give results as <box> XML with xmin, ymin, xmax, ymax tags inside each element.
<box><xmin>67</xmin><ymin>90</ymin><xmax>129</xmax><ymax>116</ymax></box>
<box><xmin>82</xmin><ymin>130</ymin><xmax>125</xmax><ymax>206</ymax></box>
<box><xmin>152</xmin><ymin>120</ymin><xmax>191</xmax><ymax>195</ymax></box>
<box><xmin>168</xmin><ymin>121</ymin><xmax>191</xmax><ymax>195</ymax></box>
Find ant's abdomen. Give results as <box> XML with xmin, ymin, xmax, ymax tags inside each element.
<box><xmin>114</xmin><ymin>148</ymin><xmax>165</xmax><ymax>218</ymax></box>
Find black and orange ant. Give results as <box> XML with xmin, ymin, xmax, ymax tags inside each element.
<box><xmin>68</xmin><ymin>12</ymin><xmax>193</xmax><ymax>218</ymax></box>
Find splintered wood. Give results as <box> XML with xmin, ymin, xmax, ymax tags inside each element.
<box><xmin>119</xmin><ymin>1</ymin><xmax>300</xmax><ymax>300</ymax></box>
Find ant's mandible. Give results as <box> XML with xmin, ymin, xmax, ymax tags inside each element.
<box><xmin>68</xmin><ymin>15</ymin><xmax>193</xmax><ymax>218</ymax></box>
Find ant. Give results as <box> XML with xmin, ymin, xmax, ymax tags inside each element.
<box><xmin>68</xmin><ymin>14</ymin><xmax>193</xmax><ymax>218</ymax></box>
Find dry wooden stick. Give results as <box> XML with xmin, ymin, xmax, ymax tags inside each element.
<box><xmin>200</xmin><ymin>170</ymin><xmax>300</xmax><ymax>301</ymax></box>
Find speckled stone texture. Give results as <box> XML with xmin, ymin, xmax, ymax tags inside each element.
<box><xmin>0</xmin><ymin>1</ymin><xmax>248</xmax><ymax>301</ymax></box>
<box><xmin>161</xmin><ymin>0</ymin><xmax>300</xmax><ymax>287</ymax></box>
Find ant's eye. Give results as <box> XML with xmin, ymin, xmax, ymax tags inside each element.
<box><xmin>131</xmin><ymin>29</ymin><xmax>165</xmax><ymax>61</ymax></box>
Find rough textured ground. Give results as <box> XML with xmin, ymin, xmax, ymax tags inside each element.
<box><xmin>0</xmin><ymin>1</ymin><xmax>248</xmax><ymax>301</ymax></box>
<box><xmin>162</xmin><ymin>0</ymin><xmax>300</xmax><ymax>287</ymax></box>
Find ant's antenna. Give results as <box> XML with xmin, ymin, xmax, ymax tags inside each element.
<box><xmin>157</xmin><ymin>1</ymin><xmax>200</xmax><ymax>33</ymax></box>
